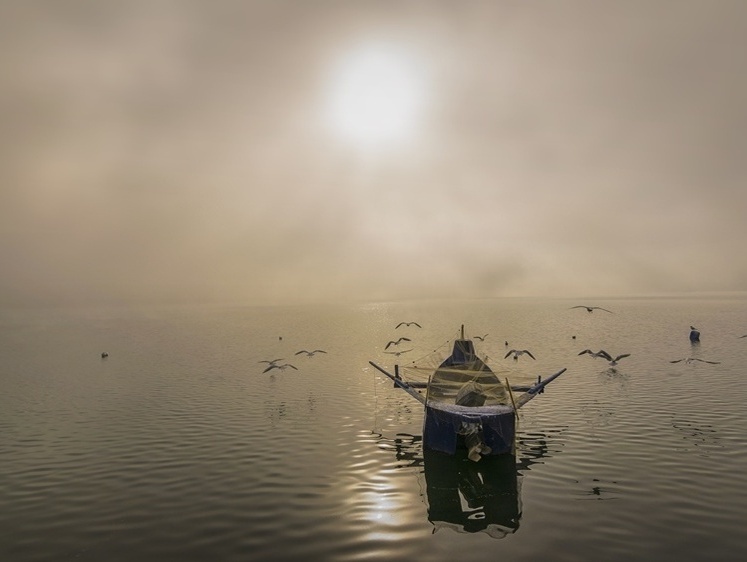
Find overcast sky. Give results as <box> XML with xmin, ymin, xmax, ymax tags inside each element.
<box><xmin>1</xmin><ymin>0</ymin><xmax>746</xmax><ymax>307</ymax></box>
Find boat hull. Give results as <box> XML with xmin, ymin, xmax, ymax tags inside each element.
<box><xmin>423</xmin><ymin>402</ymin><xmax>515</xmax><ymax>456</ymax></box>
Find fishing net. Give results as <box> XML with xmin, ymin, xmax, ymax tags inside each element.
<box><xmin>392</xmin><ymin>328</ymin><xmax>537</xmax><ymax>407</ymax></box>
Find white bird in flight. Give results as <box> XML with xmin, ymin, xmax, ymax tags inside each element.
<box><xmin>605</xmin><ymin>353</ymin><xmax>631</xmax><ymax>366</ymax></box>
<box><xmin>384</xmin><ymin>349</ymin><xmax>413</xmax><ymax>356</ymax></box>
<box><xmin>505</xmin><ymin>349</ymin><xmax>536</xmax><ymax>361</ymax></box>
<box><xmin>670</xmin><ymin>358</ymin><xmax>720</xmax><ymax>365</ymax></box>
<box><xmin>578</xmin><ymin>349</ymin><xmax>612</xmax><ymax>360</ymax></box>
<box><xmin>259</xmin><ymin>358</ymin><xmax>283</xmax><ymax>365</ymax></box>
<box><xmin>570</xmin><ymin>306</ymin><xmax>614</xmax><ymax>313</ymax></box>
<box><xmin>263</xmin><ymin>363</ymin><xmax>298</xmax><ymax>373</ymax></box>
<box><xmin>385</xmin><ymin>337</ymin><xmax>411</xmax><ymax>349</ymax></box>
<box><xmin>295</xmin><ymin>349</ymin><xmax>327</xmax><ymax>357</ymax></box>
<box><xmin>396</xmin><ymin>322</ymin><xmax>422</xmax><ymax>329</ymax></box>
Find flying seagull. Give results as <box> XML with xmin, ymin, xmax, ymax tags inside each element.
<box><xmin>385</xmin><ymin>337</ymin><xmax>411</xmax><ymax>349</ymax></box>
<box><xmin>505</xmin><ymin>349</ymin><xmax>536</xmax><ymax>361</ymax></box>
<box><xmin>384</xmin><ymin>349</ymin><xmax>413</xmax><ymax>356</ymax></box>
<box><xmin>295</xmin><ymin>349</ymin><xmax>327</xmax><ymax>357</ymax></box>
<box><xmin>570</xmin><ymin>306</ymin><xmax>614</xmax><ymax>313</ymax></box>
<box><xmin>474</xmin><ymin>334</ymin><xmax>489</xmax><ymax>341</ymax></box>
<box><xmin>263</xmin><ymin>363</ymin><xmax>298</xmax><ymax>373</ymax></box>
<box><xmin>259</xmin><ymin>358</ymin><xmax>283</xmax><ymax>365</ymax></box>
<box><xmin>578</xmin><ymin>349</ymin><xmax>612</xmax><ymax>360</ymax></box>
<box><xmin>670</xmin><ymin>358</ymin><xmax>720</xmax><ymax>365</ymax></box>
<box><xmin>396</xmin><ymin>322</ymin><xmax>422</xmax><ymax>329</ymax></box>
<box><xmin>605</xmin><ymin>353</ymin><xmax>630</xmax><ymax>366</ymax></box>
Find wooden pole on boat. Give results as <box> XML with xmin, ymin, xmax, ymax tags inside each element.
<box><xmin>514</xmin><ymin>368</ymin><xmax>567</xmax><ymax>408</ymax></box>
<box><xmin>505</xmin><ymin>377</ymin><xmax>519</xmax><ymax>455</ymax></box>
<box><xmin>369</xmin><ymin>361</ymin><xmax>426</xmax><ymax>405</ymax></box>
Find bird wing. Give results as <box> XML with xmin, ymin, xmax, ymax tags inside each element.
<box><xmin>569</xmin><ymin>306</ymin><xmax>585</xmax><ymax>310</ymax></box>
<box><xmin>412</xmin><ymin>322</ymin><xmax>422</xmax><ymax>328</ymax></box>
<box><xmin>294</xmin><ymin>351</ymin><xmax>308</xmax><ymax>355</ymax></box>
<box><xmin>504</xmin><ymin>350</ymin><xmax>514</xmax><ymax>358</ymax></box>
<box><xmin>670</xmin><ymin>359</ymin><xmax>685</xmax><ymax>363</ymax></box>
<box><xmin>385</xmin><ymin>341</ymin><xmax>395</xmax><ymax>349</ymax></box>
<box><xmin>613</xmin><ymin>354</ymin><xmax>630</xmax><ymax>361</ymax></box>
<box><xmin>523</xmin><ymin>350</ymin><xmax>536</xmax><ymax>359</ymax></box>
<box><xmin>288</xmin><ymin>364</ymin><xmax>298</xmax><ymax>370</ymax></box>
<box><xmin>578</xmin><ymin>349</ymin><xmax>591</xmax><ymax>356</ymax></box>
<box><xmin>400</xmin><ymin>337</ymin><xmax>411</xmax><ymax>343</ymax></box>
<box><xmin>263</xmin><ymin>365</ymin><xmax>278</xmax><ymax>373</ymax></box>
<box><xmin>596</xmin><ymin>307</ymin><xmax>614</xmax><ymax>313</ymax></box>
<box><xmin>597</xmin><ymin>350</ymin><xmax>613</xmax><ymax>361</ymax></box>
<box><xmin>313</xmin><ymin>350</ymin><xmax>326</xmax><ymax>354</ymax></box>
<box><xmin>395</xmin><ymin>322</ymin><xmax>405</xmax><ymax>329</ymax></box>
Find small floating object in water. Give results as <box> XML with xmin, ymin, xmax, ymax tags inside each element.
<box><xmin>689</xmin><ymin>326</ymin><xmax>700</xmax><ymax>342</ymax></box>
<box><xmin>101</xmin><ymin>352</ymin><xmax>108</xmax><ymax>358</ymax></box>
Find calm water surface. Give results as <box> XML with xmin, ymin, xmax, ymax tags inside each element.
<box><xmin>2</xmin><ymin>298</ymin><xmax>747</xmax><ymax>561</ymax></box>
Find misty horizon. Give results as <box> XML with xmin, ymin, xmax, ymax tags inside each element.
<box><xmin>2</xmin><ymin>1</ymin><xmax>746</xmax><ymax>308</ymax></box>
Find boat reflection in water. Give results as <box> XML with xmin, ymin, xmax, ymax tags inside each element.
<box><xmin>377</xmin><ymin>429</ymin><xmax>562</xmax><ymax>538</ymax></box>
<box><xmin>423</xmin><ymin>448</ymin><xmax>521</xmax><ymax>538</ymax></box>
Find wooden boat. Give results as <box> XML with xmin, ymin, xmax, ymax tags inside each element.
<box><xmin>370</xmin><ymin>326</ymin><xmax>566</xmax><ymax>462</ymax></box>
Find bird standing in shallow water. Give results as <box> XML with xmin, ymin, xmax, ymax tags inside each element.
<box><xmin>505</xmin><ymin>349</ymin><xmax>536</xmax><ymax>361</ymax></box>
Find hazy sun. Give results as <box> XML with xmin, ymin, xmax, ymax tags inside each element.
<box><xmin>324</xmin><ymin>45</ymin><xmax>427</xmax><ymax>147</ymax></box>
